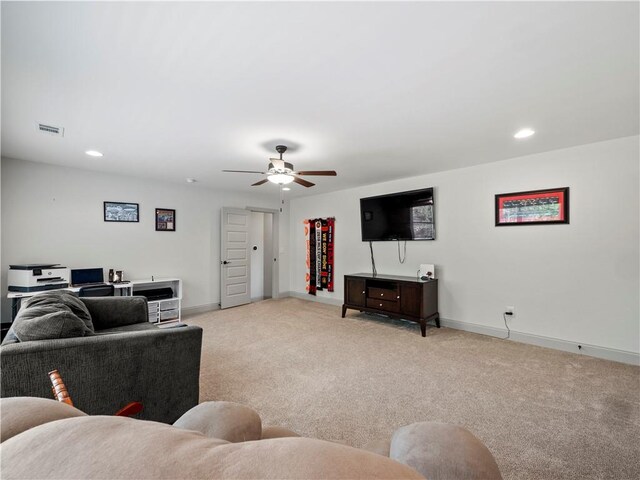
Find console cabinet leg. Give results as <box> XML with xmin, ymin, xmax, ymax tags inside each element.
<box><xmin>341</xmin><ymin>305</ymin><xmax>347</xmax><ymax>318</ymax></box>
<box><xmin>435</xmin><ymin>314</ymin><xmax>440</xmax><ymax>328</ymax></box>
<box><xmin>420</xmin><ymin>320</ymin><xmax>426</xmax><ymax>337</ymax></box>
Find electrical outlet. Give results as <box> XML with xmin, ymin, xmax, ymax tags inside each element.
<box><xmin>505</xmin><ymin>306</ymin><xmax>515</xmax><ymax>315</ymax></box>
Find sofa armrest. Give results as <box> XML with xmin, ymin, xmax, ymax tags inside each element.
<box><xmin>390</xmin><ymin>422</ymin><xmax>502</xmax><ymax>480</ymax></box>
<box><xmin>0</xmin><ymin>397</ymin><xmax>87</xmax><ymax>443</ymax></box>
<box><xmin>81</xmin><ymin>296</ymin><xmax>148</xmax><ymax>329</ymax></box>
<box><xmin>0</xmin><ymin>326</ymin><xmax>202</xmax><ymax>424</ymax></box>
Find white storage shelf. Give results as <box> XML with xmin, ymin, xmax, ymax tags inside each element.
<box><xmin>130</xmin><ymin>278</ymin><xmax>182</xmax><ymax>324</ymax></box>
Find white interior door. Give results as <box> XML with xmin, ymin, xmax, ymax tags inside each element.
<box><xmin>220</xmin><ymin>207</ymin><xmax>251</xmax><ymax>309</ymax></box>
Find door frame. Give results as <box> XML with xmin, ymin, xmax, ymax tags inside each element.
<box><xmin>246</xmin><ymin>206</ymin><xmax>279</xmax><ymax>300</ymax></box>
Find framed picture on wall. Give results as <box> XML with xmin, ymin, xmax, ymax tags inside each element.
<box><xmin>104</xmin><ymin>201</ymin><xmax>139</xmax><ymax>222</ymax></box>
<box><xmin>155</xmin><ymin>208</ymin><xmax>176</xmax><ymax>231</ymax></box>
<box><xmin>495</xmin><ymin>187</ymin><xmax>569</xmax><ymax>226</ymax></box>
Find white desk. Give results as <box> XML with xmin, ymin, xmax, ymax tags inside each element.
<box><xmin>7</xmin><ymin>283</ymin><xmax>133</xmax><ymax>319</ymax></box>
<box><xmin>7</xmin><ymin>278</ymin><xmax>182</xmax><ymax>324</ymax></box>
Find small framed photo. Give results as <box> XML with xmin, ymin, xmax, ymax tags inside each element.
<box><xmin>104</xmin><ymin>201</ymin><xmax>139</xmax><ymax>223</ymax></box>
<box><xmin>495</xmin><ymin>187</ymin><xmax>569</xmax><ymax>226</ymax></box>
<box><xmin>155</xmin><ymin>208</ymin><xmax>176</xmax><ymax>231</ymax></box>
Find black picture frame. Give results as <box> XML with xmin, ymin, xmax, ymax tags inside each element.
<box><xmin>104</xmin><ymin>201</ymin><xmax>139</xmax><ymax>223</ymax></box>
<box><xmin>495</xmin><ymin>187</ymin><xmax>569</xmax><ymax>226</ymax></box>
<box><xmin>155</xmin><ymin>208</ymin><xmax>176</xmax><ymax>231</ymax></box>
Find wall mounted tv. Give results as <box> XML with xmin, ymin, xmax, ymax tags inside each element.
<box><xmin>360</xmin><ymin>188</ymin><xmax>435</xmax><ymax>241</ymax></box>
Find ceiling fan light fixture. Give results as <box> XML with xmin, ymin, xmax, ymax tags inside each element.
<box><xmin>268</xmin><ymin>173</ymin><xmax>294</xmax><ymax>185</ymax></box>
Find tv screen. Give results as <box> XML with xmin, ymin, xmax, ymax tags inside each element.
<box><xmin>360</xmin><ymin>188</ymin><xmax>435</xmax><ymax>241</ymax></box>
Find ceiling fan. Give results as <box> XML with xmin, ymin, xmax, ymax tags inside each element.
<box><xmin>222</xmin><ymin>145</ymin><xmax>337</xmax><ymax>188</ymax></box>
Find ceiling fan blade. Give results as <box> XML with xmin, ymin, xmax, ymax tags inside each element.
<box><xmin>294</xmin><ymin>170</ymin><xmax>337</xmax><ymax>176</ymax></box>
<box><xmin>251</xmin><ymin>179</ymin><xmax>269</xmax><ymax>186</ymax></box>
<box><xmin>222</xmin><ymin>170</ymin><xmax>265</xmax><ymax>174</ymax></box>
<box><xmin>293</xmin><ymin>176</ymin><xmax>315</xmax><ymax>188</ymax></box>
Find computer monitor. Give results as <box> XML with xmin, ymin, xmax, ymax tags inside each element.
<box><xmin>70</xmin><ymin>268</ymin><xmax>104</xmax><ymax>286</ymax></box>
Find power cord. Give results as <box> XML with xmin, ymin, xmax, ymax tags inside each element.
<box><xmin>397</xmin><ymin>240</ymin><xmax>407</xmax><ymax>264</ymax></box>
<box><xmin>502</xmin><ymin>312</ymin><xmax>512</xmax><ymax>339</ymax></box>
<box><xmin>369</xmin><ymin>241</ymin><xmax>377</xmax><ymax>277</ymax></box>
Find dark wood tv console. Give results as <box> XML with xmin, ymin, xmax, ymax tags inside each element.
<box><xmin>342</xmin><ymin>273</ymin><xmax>439</xmax><ymax>337</ymax></box>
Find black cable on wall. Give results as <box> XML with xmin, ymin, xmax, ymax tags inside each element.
<box><xmin>369</xmin><ymin>241</ymin><xmax>377</xmax><ymax>277</ymax></box>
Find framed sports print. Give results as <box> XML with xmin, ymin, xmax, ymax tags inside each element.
<box><xmin>155</xmin><ymin>208</ymin><xmax>176</xmax><ymax>231</ymax></box>
<box><xmin>495</xmin><ymin>187</ymin><xmax>569</xmax><ymax>226</ymax></box>
<box><xmin>104</xmin><ymin>202</ymin><xmax>139</xmax><ymax>222</ymax></box>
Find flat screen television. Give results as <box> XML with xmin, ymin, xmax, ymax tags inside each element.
<box><xmin>360</xmin><ymin>188</ymin><xmax>435</xmax><ymax>241</ymax></box>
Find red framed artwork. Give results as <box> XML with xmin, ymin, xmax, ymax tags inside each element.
<box><xmin>495</xmin><ymin>187</ymin><xmax>569</xmax><ymax>226</ymax></box>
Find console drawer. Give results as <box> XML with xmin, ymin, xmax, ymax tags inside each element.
<box><xmin>367</xmin><ymin>287</ymin><xmax>398</xmax><ymax>301</ymax></box>
<box><xmin>160</xmin><ymin>309</ymin><xmax>179</xmax><ymax>321</ymax></box>
<box><xmin>366</xmin><ymin>298</ymin><xmax>400</xmax><ymax>312</ymax></box>
<box><xmin>160</xmin><ymin>299</ymin><xmax>179</xmax><ymax>311</ymax></box>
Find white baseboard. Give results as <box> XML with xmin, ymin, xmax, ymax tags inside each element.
<box><xmin>182</xmin><ymin>303</ymin><xmax>220</xmax><ymax>317</ymax></box>
<box><xmin>512</xmin><ymin>331</ymin><xmax>639</xmax><ymax>365</ymax></box>
<box><xmin>283</xmin><ymin>290</ymin><xmax>343</xmax><ymax>306</ymax></box>
<box><xmin>282</xmin><ymin>292</ymin><xmax>639</xmax><ymax>366</ymax></box>
<box><xmin>439</xmin><ymin>318</ymin><xmax>639</xmax><ymax>366</ymax></box>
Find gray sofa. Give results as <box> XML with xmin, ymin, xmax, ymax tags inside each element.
<box><xmin>0</xmin><ymin>296</ymin><xmax>202</xmax><ymax>424</ymax></box>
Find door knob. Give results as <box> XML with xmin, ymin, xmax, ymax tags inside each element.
<box><xmin>222</xmin><ymin>260</ymin><xmax>231</xmax><ymax>265</ymax></box>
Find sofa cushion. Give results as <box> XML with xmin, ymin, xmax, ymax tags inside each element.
<box><xmin>2</xmin><ymin>291</ymin><xmax>94</xmax><ymax>345</ymax></box>
<box><xmin>10</xmin><ymin>306</ymin><xmax>94</xmax><ymax>343</ymax></box>
<box><xmin>174</xmin><ymin>401</ymin><xmax>262</xmax><ymax>442</ymax></box>
<box><xmin>24</xmin><ymin>292</ymin><xmax>93</xmax><ymax>331</ymax></box>
<box><xmin>0</xmin><ymin>397</ymin><xmax>87</xmax><ymax>443</ymax></box>
<box><xmin>82</xmin><ymin>296</ymin><xmax>148</xmax><ymax>330</ymax></box>
<box><xmin>0</xmin><ymin>416</ymin><xmax>424</xmax><ymax>479</ymax></box>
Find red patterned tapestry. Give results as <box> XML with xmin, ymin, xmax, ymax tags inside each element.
<box><xmin>304</xmin><ymin>217</ymin><xmax>335</xmax><ymax>295</ymax></box>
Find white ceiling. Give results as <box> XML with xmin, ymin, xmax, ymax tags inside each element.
<box><xmin>2</xmin><ymin>1</ymin><xmax>638</xmax><ymax>197</ymax></box>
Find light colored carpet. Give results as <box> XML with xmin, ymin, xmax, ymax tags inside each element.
<box><xmin>185</xmin><ymin>297</ymin><xmax>640</xmax><ymax>480</ymax></box>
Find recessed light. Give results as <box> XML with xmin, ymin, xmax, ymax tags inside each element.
<box><xmin>282</xmin><ymin>187</ymin><xmax>291</xmax><ymax>191</ymax></box>
<box><xmin>85</xmin><ymin>150</ymin><xmax>103</xmax><ymax>157</ymax></box>
<box><xmin>186</xmin><ymin>178</ymin><xmax>197</xmax><ymax>183</ymax></box>
<box><xmin>514</xmin><ymin>128</ymin><xmax>535</xmax><ymax>139</ymax></box>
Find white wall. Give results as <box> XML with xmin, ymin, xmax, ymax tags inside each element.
<box><xmin>0</xmin><ymin>158</ymin><xmax>287</xmax><ymax>321</ymax></box>
<box><xmin>289</xmin><ymin>136</ymin><xmax>640</xmax><ymax>356</ymax></box>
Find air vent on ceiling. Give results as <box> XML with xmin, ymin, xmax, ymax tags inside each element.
<box><xmin>37</xmin><ymin>123</ymin><xmax>64</xmax><ymax>137</ymax></box>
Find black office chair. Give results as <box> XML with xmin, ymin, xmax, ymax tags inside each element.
<box><xmin>78</xmin><ymin>284</ymin><xmax>115</xmax><ymax>297</ymax></box>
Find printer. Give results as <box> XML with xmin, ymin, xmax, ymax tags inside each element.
<box><xmin>8</xmin><ymin>264</ymin><xmax>70</xmax><ymax>292</ymax></box>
